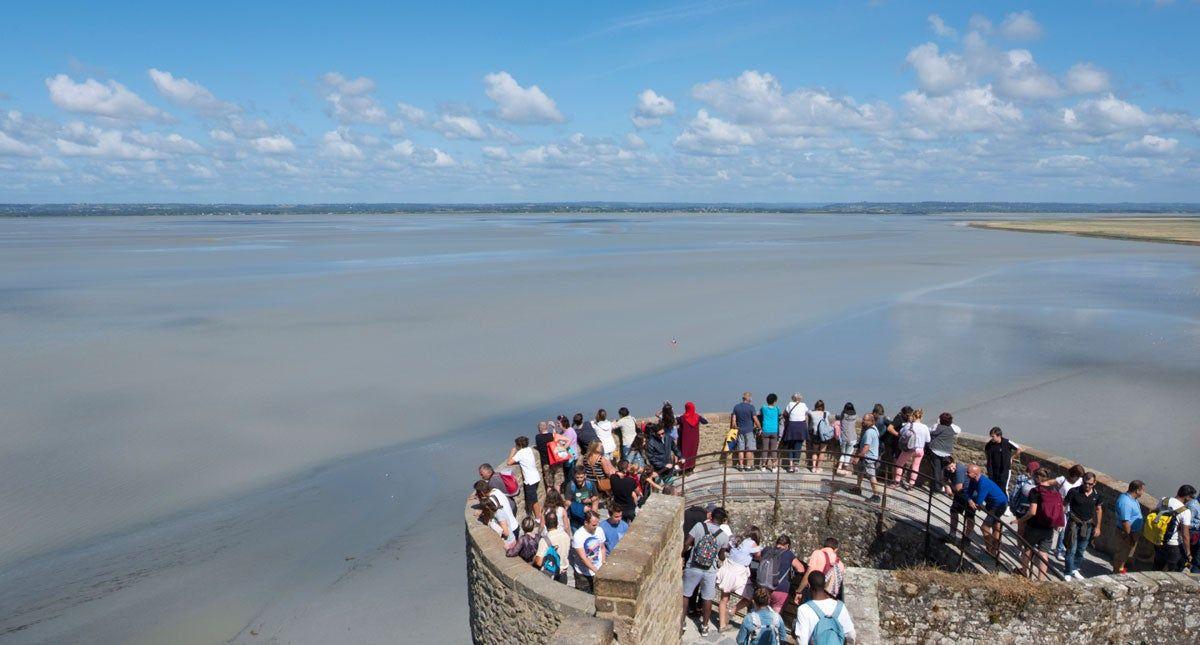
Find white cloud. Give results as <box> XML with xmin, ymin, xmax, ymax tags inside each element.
<box><xmin>45</xmin><ymin>74</ymin><xmax>166</xmax><ymax>121</ymax></box>
<box><xmin>906</xmin><ymin>43</ymin><xmax>969</xmax><ymax>94</ymax></box>
<box><xmin>250</xmin><ymin>135</ymin><xmax>296</xmax><ymax>154</ymax></box>
<box><xmin>428</xmin><ymin>147</ymin><xmax>455</xmax><ymax>167</ymax></box>
<box><xmin>674</xmin><ymin>109</ymin><xmax>755</xmax><ymax>156</ymax></box>
<box><xmin>902</xmin><ymin>85</ymin><xmax>1022</xmax><ymax>132</ymax></box>
<box><xmin>483</xmin><ymin>71</ymin><xmax>565</xmax><ymax>124</ymax></box>
<box><xmin>320</xmin><ymin>129</ymin><xmax>364</xmax><ymax>159</ymax></box>
<box><xmin>395</xmin><ymin>102</ymin><xmax>429</xmax><ymax>125</ymax></box>
<box><xmin>995</xmin><ymin>49</ymin><xmax>1061</xmax><ymax>100</ymax></box>
<box><xmin>1065</xmin><ymin>63</ymin><xmax>1110</xmax><ymax>94</ymax></box>
<box><xmin>928</xmin><ymin>14</ymin><xmax>957</xmax><ymax>38</ymax></box>
<box><xmin>625</xmin><ymin>132</ymin><xmax>646</xmax><ymax>149</ymax></box>
<box><xmin>320</xmin><ymin>72</ymin><xmax>387</xmax><ymax>124</ymax></box>
<box><xmin>209</xmin><ymin>129</ymin><xmax>236</xmax><ymax>143</ymax></box>
<box><xmin>632</xmin><ymin>89</ymin><xmax>676</xmax><ymax>128</ymax></box>
<box><xmin>691</xmin><ymin>71</ymin><xmax>891</xmax><ymax>134</ymax></box>
<box><xmin>434</xmin><ymin>114</ymin><xmax>488</xmax><ymax>140</ymax></box>
<box><xmin>147</xmin><ymin>69</ymin><xmax>238</xmax><ymax>116</ymax></box>
<box><xmin>1060</xmin><ymin>94</ymin><xmax>1182</xmax><ymax>132</ymax></box>
<box><xmin>999</xmin><ymin>11</ymin><xmax>1043</xmax><ymax>40</ymax></box>
<box><xmin>0</xmin><ymin>131</ymin><xmax>38</xmax><ymax>156</ymax></box>
<box><xmin>392</xmin><ymin>139</ymin><xmax>415</xmax><ymax>157</ymax></box>
<box><xmin>968</xmin><ymin>14</ymin><xmax>993</xmax><ymax>34</ymax></box>
<box><xmin>55</xmin><ymin>127</ymin><xmax>165</xmax><ymax>160</ymax></box>
<box><xmin>1125</xmin><ymin>134</ymin><xmax>1179</xmax><ymax>155</ymax></box>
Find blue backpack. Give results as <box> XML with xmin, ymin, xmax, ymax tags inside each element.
<box><xmin>804</xmin><ymin>600</ymin><xmax>845</xmax><ymax>645</ymax></box>
<box><xmin>540</xmin><ymin>535</ymin><xmax>562</xmax><ymax>578</ymax></box>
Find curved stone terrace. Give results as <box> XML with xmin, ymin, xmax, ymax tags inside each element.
<box><xmin>465</xmin><ymin>411</ymin><xmax>1199</xmax><ymax>644</ymax></box>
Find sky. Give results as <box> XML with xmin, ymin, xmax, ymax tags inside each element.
<box><xmin>1</xmin><ymin>1</ymin><xmax>1199</xmax><ymax>203</ymax></box>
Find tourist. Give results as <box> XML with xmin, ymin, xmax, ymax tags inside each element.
<box><xmin>1112</xmin><ymin>479</ymin><xmax>1145</xmax><ymax>574</ymax></box>
<box><xmin>882</xmin><ymin>406</ymin><xmax>910</xmax><ymax>482</ymax></box>
<box><xmin>1152</xmin><ymin>484</ymin><xmax>1195</xmax><ymax>572</ymax></box>
<box><xmin>574</xmin><ymin>412</ymin><xmax>594</xmax><ymax>456</ymax></box>
<box><xmin>755</xmin><ymin>534</ymin><xmax>806</xmax><ymax>613</ymax></box>
<box><xmin>678</xmin><ymin>401</ymin><xmax>709</xmax><ymax>470</ymax></box>
<box><xmin>1062</xmin><ymin>472</ymin><xmax>1103</xmax><ymax>579</ymax></box>
<box><xmin>475</xmin><ymin>479</ymin><xmax>519</xmax><ymax>543</ymax></box>
<box><xmin>615</xmin><ymin>407</ymin><xmax>638</xmax><ymax>461</ymax></box>
<box><xmin>943</xmin><ymin>457</ymin><xmax>975</xmax><ymax>546</ymax></box>
<box><xmin>1017</xmin><ymin>468</ymin><xmax>1064</xmax><ymax>580</ymax></box>
<box><xmin>647</xmin><ymin>420</ymin><xmax>682</xmax><ymax>480</ymax></box>
<box><xmin>477</xmin><ymin>498</ymin><xmax>516</xmax><ymax>548</ymax></box>
<box><xmin>892</xmin><ymin>408</ymin><xmax>930</xmax><ymax>489</ymax></box>
<box><xmin>733</xmin><ymin>392</ymin><xmax>760</xmax><ymax>471</ymax></box>
<box><xmin>1009</xmin><ymin>460</ymin><xmax>1040</xmax><ymax>522</ymax></box>
<box><xmin>853</xmin><ymin>412</ymin><xmax>882</xmax><ymax>502</ymax></box>
<box><xmin>782</xmin><ymin>393</ymin><xmax>810</xmax><ymax>472</ymax></box>
<box><xmin>798</xmin><ymin>538</ymin><xmax>844</xmax><ymax>602</ymax></box>
<box><xmin>808</xmin><ymin>400</ymin><xmax>832</xmax><ymax>472</ymax></box>
<box><xmin>535</xmin><ymin>509</ymin><xmax>571</xmax><ymax>584</ymax></box>
<box><xmin>608</xmin><ymin>460</ymin><xmax>640</xmax><ymax>522</ymax></box>
<box><xmin>599</xmin><ymin>503</ymin><xmax>629</xmax><ymax>550</ymax></box>
<box><xmin>984</xmin><ymin>427</ymin><xmax>1021</xmax><ymax>492</ymax></box>
<box><xmin>715</xmin><ymin>525</ymin><xmax>762</xmax><ymax>632</ymax></box>
<box><xmin>592</xmin><ymin>409</ymin><xmax>618</xmax><ymax>461</ymax></box>
<box><xmin>478</xmin><ymin>463</ymin><xmax>512</xmax><ymax>500</ymax></box>
<box><xmin>1187</xmin><ymin>494</ymin><xmax>1200</xmax><ymax>573</ymax></box>
<box><xmin>506</xmin><ymin>435</ymin><xmax>543</xmax><ymax>517</ymax></box>
<box><xmin>794</xmin><ymin>570</ymin><xmax>856</xmax><ymax>644</ymax></box>
<box><xmin>659</xmin><ymin>401</ymin><xmax>678</xmax><ymax>444</ymax></box>
<box><xmin>627</xmin><ymin>433</ymin><xmax>649</xmax><ymax>471</ymax></box>
<box><xmin>736</xmin><ymin>586</ymin><xmax>788</xmax><ymax>645</ymax></box>
<box><xmin>571</xmin><ymin>510</ymin><xmax>607</xmax><ymax>593</ymax></box>
<box><xmin>581</xmin><ymin>440</ymin><xmax>617</xmax><ymax>492</ymax></box>
<box><xmin>558</xmin><ymin>416</ymin><xmax>579</xmax><ymax>484</ymax></box>
<box><xmin>966</xmin><ymin>464</ymin><xmax>1009</xmax><ymax>558</ymax></box>
<box><xmin>544</xmin><ymin>487</ymin><xmax>569</xmax><ymax>536</ymax></box>
<box><xmin>565</xmin><ymin>468</ymin><xmax>600</xmax><ymax>531</ymax></box>
<box><xmin>680</xmin><ymin>507</ymin><xmax>731</xmax><ymax>637</ymax></box>
<box><xmin>760</xmin><ymin>394</ymin><xmax>783</xmax><ymax>472</ymax></box>
<box><xmin>835</xmin><ymin>402</ymin><xmax>858</xmax><ymax>475</ymax></box>
<box><xmin>926</xmin><ymin>412</ymin><xmax>960</xmax><ymax>492</ymax></box>
<box><xmin>1053</xmin><ymin>465</ymin><xmax>1086</xmax><ymax>558</ymax></box>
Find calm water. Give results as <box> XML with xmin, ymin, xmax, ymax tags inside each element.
<box><xmin>1</xmin><ymin>213</ymin><xmax>1197</xmax><ymax>643</ymax></box>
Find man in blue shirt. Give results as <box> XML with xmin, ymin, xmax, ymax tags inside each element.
<box><xmin>732</xmin><ymin>392</ymin><xmax>760</xmax><ymax>471</ymax></box>
<box><xmin>600</xmin><ymin>505</ymin><xmax>629</xmax><ymax>551</ymax></box>
<box><xmin>967</xmin><ymin>464</ymin><xmax>1009</xmax><ymax>558</ymax></box>
<box><xmin>943</xmin><ymin>457</ymin><xmax>975</xmax><ymax>546</ymax></box>
<box><xmin>1112</xmin><ymin>480</ymin><xmax>1145</xmax><ymax>574</ymax></box>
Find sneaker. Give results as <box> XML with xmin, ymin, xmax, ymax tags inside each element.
<box><xmin>699</xmin><ymin>624</ymin><xmax>711</xmax><ymax>637</ymax></box>
<box><xmin>868</xmin><ymin>494</ymin><xmax>882</xmax><ymax>503</ymax></box>
<box><xmin>1072</xmin><ymin>571</ymin><xmax>1085</xmax><ymax>580</ymax></box>
<box><xmin>1117</xmin><ymin>566</ymin><xmax>1128</xmax><ymax>575</ymax></box>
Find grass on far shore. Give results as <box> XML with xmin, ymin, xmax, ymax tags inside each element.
<box><xmin>969</xmin><ymin>217</ymin><xmax>1200</xmax><ymax>246</ymax></box>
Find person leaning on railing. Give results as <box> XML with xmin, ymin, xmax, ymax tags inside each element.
<box><xmin>1111</xmin><ymin>479</ymin><xmax>1145</xmax><ymax>574</ymax></box>
<box><xmin>646</xmin><ymin>421</ymin><xmax>682</xmax><ymax>481</ymax></box>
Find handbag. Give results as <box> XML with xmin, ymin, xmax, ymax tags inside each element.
<box><xmin>597</xmin><ymin>476</ymin><xmax>612</xmax><ymax>493</ymax></box>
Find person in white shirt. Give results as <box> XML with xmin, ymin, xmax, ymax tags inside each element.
<box><xmin>571</xmin><ymin>511</ymin><xmax>607</xmax><ymax>593</ymax></box>
<box><xmin>1156</xmin><ymin>485</ymin><xmax>1195</xmax><ymax>572</ymax></box>
<box><xmin>591</xmin><ymin>409</ymin><xmax>618</xmax><ymax>460</ymax></box>
<box><xmin>794</xmin><ymin>570</ymin><xmax>855</xmax><ymax>644</ymax></box>
<box><xmin>507</xmin><ymin>435</ymin><xmax>542</xmax><ymax>518</ymax></box>
<box><xmin>614</xmin><ymin>407</ymin><xmax>638</xmax><ymax>460</ymax></box>
<box><xmin>783</xmin><ymin>394</ymin><xmax>810</xmax><ymax>472</ymax></box>
<box><xmin>1052</xmin><ymin>464</ymin><xmax>1085</xmax><ymax>557</ymax></box>
<box><xmin>892</xmin><ymin>408</ymin><xmax>930</xmax><ymax>489</ymax></box>
<box><xmin>474</xmin><ymin>480</ymin><xmax>519</xmax><ymax>547</ymax></box>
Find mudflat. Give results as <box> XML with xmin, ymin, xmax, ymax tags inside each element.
<box><xmin>971</xmin><ymin>217</ymin><xmax>1200</xmax><ymax>245</ymax></box>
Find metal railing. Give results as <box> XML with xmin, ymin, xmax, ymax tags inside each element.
<box><xmin>670</xmin><ymin>447</ymin><xmax>1064</xmax><ymax>580</ymax></box>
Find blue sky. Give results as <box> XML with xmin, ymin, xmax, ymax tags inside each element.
<box><xmin>1</xmin><ymin>1</ymin><xmax>1198</xmax><ymax>202</ymax></box>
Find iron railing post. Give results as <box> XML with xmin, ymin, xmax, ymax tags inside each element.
<box><xmin>772</xmin><ymin>449</ymin><xmax>782</xmax><ymax>526</ymax></box>
<box><xmin>924</xmin><ymin>479</ymin><xmax>934</xmax><ymax>564</ymax></box>
<box><xmin>826</xmin><ymin>460</ymin><xmax>839</xmax><ymax>526</ymax></box>
<box><xmin>721</xmin><ymin>453</ymin><xmax>728</xmax><ymax>509</ymax></box>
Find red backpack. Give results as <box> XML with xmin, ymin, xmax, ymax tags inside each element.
<box><xmin>499</xmin><ymin>472</ymin><xmax>520</xmax><ymax>496</ymax></box>
<box><xmin>1034</xmin><ymin>487</ymin><xmax>1066</xmax><ymax>529</ymax></box>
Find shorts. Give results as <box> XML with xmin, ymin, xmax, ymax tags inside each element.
<box><xmin>981</xmin><ymin>503</ymin><xmax>1008</xmax><ymax>527</ymax></box>
<box><xmin>523</xmin><ymin>483</ymin><xmax>539</xmax><ymax>505</ymax></box>
<box><xmin>682</xmin><ymin>567</ymin><xmax>718</xmax><ymax>601</ymax></box>
<box><xmin>736</xmin><ymin>433</ymin><xmax>757</xmax><ymax>451</ymax></box>
<box><xmin>1024</xmin><ymin>524</ymin><xmax>1054</xmax><ymax>551</ymax></box>
<box><xmin>856</xmin><ymin>459</ymin><xmax>877</xmax><ymax>479</ymax></box>
<box><xmin>951</xmin><ymin>497</ymin><xmax>976</xmax><ymax>518</ymax></box>
<box><xmin>769</xmin><ymin>590</ymin><xmax>790</xmax><ymax>612</ymax></box>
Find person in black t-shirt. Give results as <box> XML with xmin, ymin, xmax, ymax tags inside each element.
<box><xmin>984</xmin><ymin>426</ymin><xmax>1022</xmax><ymax>492</ymax></box>
<box><xmin>1062</xmin><ymin>472</ymin><xmax>1103</xmax><ymax>579</ymax></box>
<box><xmin>535</xmin><ymin>421</ymin><xmax>561</xmax><ymax>491</ymax></box>
<box><xmin>1017</xmin><ymin>468</ymin><xmax>1059</xmax><ymax>580</ymax></box>
<box><xmin>609</xmin><ymin>460</ymin><xmax>640</xmax><ymax>522</ymax></box>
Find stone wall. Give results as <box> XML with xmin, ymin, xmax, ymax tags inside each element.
<box><xmin>594</xmin><ymin>494</ymin><xmax>684</xmax><ymax>645</ymax></box>
<box><xmin>879</xmin><ymin>569</ymin><xmax>1200</xmax><ymax>644</ymax></box>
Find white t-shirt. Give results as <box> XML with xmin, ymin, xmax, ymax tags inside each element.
<box><xmin>1056</xmin><ymin>476</ymin><xmax>1083</xmax><ymax>518</ymax></box>
<box><xmin>571</xmin><ymin>525</ymin><xmax>607</xmax><ymax>576</ymax></box>
<box><xmin>795</xmin><ymin>598</ymin><xmax>856</xmax><ymax>644</ymax></box>
<box><xmin>512</xmin><ymin>447</ymin><xmax>541</xmax><ymax>485</ymax></box>
<box><xmin>727</xmin><ymin>538</ymin><xmax>762</xmax><ymax>567</ymax></box>
<box><xmin>786</xmin><ymin>401</ymin><xmax>809</xmax><ymax>423</ymax></box>
<box><xmin>1164</xmin><ymin>497</ymin><xmax>1193</xmax><ymax>546</ymax></box>
<box><xmin>615</xmin><ymin>416</ymin><xmax>638</xmax><ymax>448</ymax></box>
<box><xmin>593</xmin><ymin>420</ymin><xmax>617</xmax><ymax>456</ymax></box>
<box><xmin>489</xmin><ymin>489</ymin><xmax>518</xmax><ymax>538</ymax></box>
<box><xmin>906</xmin><ymin>421</ymin><xmax>931</xmax><ymax>451</ymax></box>
<box><xmin>488</xmin><ymin>518</ymin><xmax>515</xmax><ymax>547</ymax></box>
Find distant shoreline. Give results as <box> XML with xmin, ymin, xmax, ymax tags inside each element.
<box><xmin>969</xmin><ymin>217</ymin><xmax>1200</xmax><ymax>246</ymax></box>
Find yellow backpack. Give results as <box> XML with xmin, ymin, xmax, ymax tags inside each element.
<box><xmin>1142</xmin><ymin>500</ymin><xmax>1180</xmax><ymax>546</ymax></box>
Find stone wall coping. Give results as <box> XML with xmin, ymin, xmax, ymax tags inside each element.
<box><xmin>547</xmin><ymin>616</ymin><xmax>615</xmax><ymax>644</ymax></box>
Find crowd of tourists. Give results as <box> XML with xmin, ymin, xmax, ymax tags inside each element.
<box><xmin>469</xmin><ymin>393</ymin><xmax>1196</xmax><ymax>644</ymax></box>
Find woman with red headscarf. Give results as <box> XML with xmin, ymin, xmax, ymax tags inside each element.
<box><xmin>677</xmin><ymin>401</ymin><xmax>709</xmax><ymax>470</ymax></box>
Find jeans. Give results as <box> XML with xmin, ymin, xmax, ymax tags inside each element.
<box><xmin>839</xmin><ymin>436</ymin><xmax>856</xmax><ymax>466</ymax></box>
<box><xmin>1063</xmin><ymin>521</ymin><xmax>1094</xmax><ymax>575</ymax></box>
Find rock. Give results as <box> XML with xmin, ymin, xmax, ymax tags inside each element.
<box><xmin>903</xmin><ymin>583</ymin><xmax>920</xmax><ymax>597</ymax></box>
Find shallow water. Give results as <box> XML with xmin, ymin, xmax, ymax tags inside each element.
<box><xmin>0</xmin><ymin>213</ymin><xmax>1197</xmax><ymax>643</ymax></box>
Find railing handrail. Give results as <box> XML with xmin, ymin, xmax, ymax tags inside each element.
<box><xmin>674</xmin><ymin>448</ymin><xmax>1061</xmax><ymax>580</ymax></box>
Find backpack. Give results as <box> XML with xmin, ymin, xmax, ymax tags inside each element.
<box><xmin>1033</xmin><ymin>487</ymin><xmax>1066</xmax><ymax>529</ymax></box>
<box><xmin>498</xmin><ymin>472</ymin><xmax>520</xmax><ymax>496</ymax></box>
<box><xmin>689</xmin><ymin>524</ymin><xmax>722</xmax><ymax>570</ymax></box>
<box><xmin>817</xmin><ymin>550</ymin><xmax>843</xmax><ymax>599</ymax></box>
<box><xmin>1142</xmin><ymin>500</ymin><xmax>1182</xmax><ymax>546</ymax></box>
<box><xmin>539</xmin><ymin>535</ymin><xmax>562</xmax><ymax>577</ymax></box>
<box><xmin>756</xmin><ymin>547</ymin><xmax>791</xmax><ymax>590</ymax></box>
<box><xmin>506</xmin><ymin>531</ymin><xmax>538</xmax><ymax>561</ymax></box>
<box><xmin>1010</xmin><ymin>474</ymin><xmax>1035</xmax><ymax>517</ymax></box>
<box><xmin>742</xmin><ymin>610</ymin><xmax>782</xmax><ymax>645</ymax></box>
<box><xmin>813</xmin><ymin>414</ymin><xmax>834</xmax><ymax>442</ymax></box>
<box><xmin>805</xmin><ymin>600</ymin><xmax>846</xmax><ymax>645</ymax></box>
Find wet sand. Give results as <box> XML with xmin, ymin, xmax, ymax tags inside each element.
<box><xmin>971</xmin><ymin>216</ymin><xmax>1200</xmax><ymax>245</ymax></box>
<box><xmin>1</xmin><ymin>214</ymin><xmax>1197</xmax><ymax>643</ymax></box>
